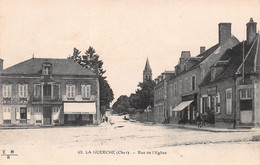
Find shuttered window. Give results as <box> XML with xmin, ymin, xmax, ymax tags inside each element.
<box><xmin>226</xmin><ymin>88</ymin><xmax>232</xmax><ymax>115</ymax></box>
<box><xmin>66</xmin><ymin>85</ymin><xmax>75</xmax><ymax>98</ymax></box>
<box><xmin>18</xmin><ymin>84</ymin><xmax>28</xmax><ymax>98</ymax></box>
<box><xmin>2</xmin><ymin>84</ymin><xmax>12</xmax><ymax>98</ymax></box>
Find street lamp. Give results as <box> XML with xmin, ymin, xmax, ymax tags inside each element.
<box><xmin>144</xmin><ymin>105</ymin><xmax>152</xmax><ymax>122</ymax></box>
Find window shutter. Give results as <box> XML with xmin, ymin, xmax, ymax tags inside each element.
<box><xmin>2</xmin><ymin>85</ymin><xmax>6</xmax><ymax>98</ymax></box>
<box><xmin>81</xmin><ymin>85</ymin><xmax>85</xmax><ymax>98</ymax></box>
<box><xmin>24</xmin><ymin>85</ymin><xmax>28</xmax><ymax>98</ymax></box>
<box><xmin>72</xmin><ymin>86</ymin><xmax>75</xmax><ymax>97</ymax></box>
<box><xmin>18</xmin><ymin>84</ymin><xmax>21</xmax><ymax>97</ymax></box>
<box><xmin>16</xmin><ymin>108</ymin><xmax>20</xmax><ymax>120</ymax></box>
<box><xmin>8</xmin><ymin>85</ymin><xmax>12</xmax><ymax>98</ymax></box>
<box><xmin>27</xmin><ymin>108</ymin><xmax>31</xmax><ymax>119</ymax></box>
<box><xmin>66</xmin><ymin>85</ymin><xmax>69</xmax><ymax>97</ymax></box>
<box><xmin>87</xmin><ymin>85</ymin><xmax>91</xmax><ymax>98</ymax></box>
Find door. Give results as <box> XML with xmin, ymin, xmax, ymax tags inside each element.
<box><xmin>43</xmin><ymin>107</ymin><xmax>51</xmax><ymax>125</ymax></box>
<box><xmin>20</xmin><ymin>107</ymin><xmax>27</xmax><ymax>124</ymax></box>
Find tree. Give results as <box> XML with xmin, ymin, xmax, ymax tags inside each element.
<box><xmin>112</xmin><ymin>95</ymin><xmax>130</xmax><ymax>114</ymax></box>
<box><xmin>134</xmin><ymin>80</ymin><xmax>155</xmax><ymax>109</ymax></box>
<box><xmin>69</xmin><ymin>47</ymin><xmax>114</xmax><ymax>114</ymax></box>
<box><xmin>81</xmin><ymin>47</ymin><xmax>106</xmax><ymax>78</ymax></box>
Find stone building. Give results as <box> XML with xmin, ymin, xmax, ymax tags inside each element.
<box><xmin>200</xmin><ymin>18</ymin><xmax>260</xmax><ymax>128</ymax></box>
<box><xmin>154</xmin><ymin>71</ymin><xmax>174</xmax><ymax>123</ymax></box>
<box><xmin>0</xmin><ymin>58</ymin><xmax>100</xmax><ymax>126</ymax></box>
<box><xmin>154</xmin><ymin>22</ymin><xmax>240</xmax><ymax>124</ymax></box>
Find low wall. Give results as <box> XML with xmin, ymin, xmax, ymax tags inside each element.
<box><xmin>129</xmin><ymin>112</ymin><xmax>155</xmax><ymax>123</ymax></box>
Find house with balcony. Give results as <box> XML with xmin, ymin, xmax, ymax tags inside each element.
<box><xmin>0</xmin><ymin>58</ymin><xmax>100</xmax><ymax>126</ymax></box>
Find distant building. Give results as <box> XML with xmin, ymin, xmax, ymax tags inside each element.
<box><xmin>154</xmin><ymin>21</ymin><xmax>240</xmax><ymax>124</ymax></box>
<box><xmin>154</xmin><ymin>71</ymin><xmax>175</xmax><ymax>123</ymax></box>
<box><xmin>143</xmin><ymin>58</ymin><xmax>152</xmax><ymax>83</ymax></box>
<box><xmin>0</xmin><ymin>58</ymin><xmax>100</xmax><ymax>126</ymax></box>
<box><xmin>200</xmin><ymin>18</ymin><xmax>260</xmax><ymax>128</ymax></box>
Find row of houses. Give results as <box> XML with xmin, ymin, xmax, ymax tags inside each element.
<box><xmin>0</xmin><ymin>58</ymin><xmax>101</xmax><ymax>126</ymax></box>
<box><xmin>154</xmin><ymin>18</ymin><xmax>260</xmax><ymax>128</ymax></box>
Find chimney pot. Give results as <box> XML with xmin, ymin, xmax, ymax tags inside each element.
<box><xmin>0</xmin><ymin>58</ymin><xmax>3</xmax><ymax>71</ymax></box>
<box><xmin>200</xmin><ymin>46</ymin><xmax>206</xmax><ymax>54</ymax></box>
<box><xmin>247</xmin><ymin>18</ymin><xmax>257</xmax><ymax>45</ymax></box>
<box><xmin>181</xmin><ymin>51</ymin><xmax>191</xmax><ymax>60</ymax></box>
<box><xmin>218</xmin><ymin>23</ymin><xmax>232</xmax><ymax>44</ymax></box>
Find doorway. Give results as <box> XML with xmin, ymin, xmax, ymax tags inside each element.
<box><xmin>43</xmin><ymin>107</ymin><xmax>52</xmax><ymax>125</ymax></box>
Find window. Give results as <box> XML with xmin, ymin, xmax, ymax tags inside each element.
<box><xmin>240</xmin><ymin>89</ymin><xmax>253</xmax><ymax>99</ymax></box>
<box><xmin>34</xmin><ymin>84</ymin><xmax>41</xmax><ymax>98</ymax></box>
<box><xmin>53</xmin><ymin>84</ymin><xmax>60</xmax><ymax>99</ymax></box>
<box><xmin>226</xmin><ymin>88</ymin><xmax>232</xmax><ymax>115</ymax></box>
<box><xmin>210</xmin><ymin>96</ymin><xmax>215</xmax><ymax>110</ymax></box>
<box><xmin>169</xmin><ymin>84</ymin><xmax>173</xmax><ymax>97</ymax></box>
<box><xmin>215</xmin><ymin>93</ymin><xmax>220</xmax><ymax>113</ymax></box>
<box><xmin>169</xmin><ymin>105</ymin><xmax>172</xmax><ymax>117</ymax></box>
<box><xmin>3</xmin><ymin>107</ymin><xmax>11</xmax><ymax>120</ymax></box>
<box><xmin>191</xmin><ymin>75</ymin><xmax>196</xmax><ymax>91</ymax></box>
<box><xmin>185</xmin><ymin>77</ymin><xmax>188</xmax><ymax>92</ymax></box>
<box><xmin>43</xmin><ymin>66</ymin><xmax>49</xmax><ymax>75</ymax></box>
<box><xmin>20</xmin><ymin>107</ymin><xmax>27</xmax><ymax>119</ymax></box>
<box><xmin>18</xmin><ymin>84</ymin><xmax>28</xmax><ymax>98</ymax></box>
<box><xmin>43</xmin><ymin>84</ymin><xmax>51</xmax><ymax>97</ymax></box>
<box><xmin>202</xmin><ymin>97</ymin><xmax>208</xmax><ymax>113</ymax></box>
<box><xmin>66</xmin><ymin>85</ymin><xmax>75</xmax><ymax>99</ymax></box>
<box><xmin>82</xmin><ymin>85</ymin><xmax>91</xmax><ymax>98</ymax></box>
<box><xmin>174</xmin><ymin>82</ymin><xmax>177</xmax><ymax>96</ymax></box>
<box><xmin>34</xmin><ymin>107</ymin><xmax>42</xmax><ymax>122</ymax></box>
<box><xmin>179</xmin><ymin>80</ymin><xmax>183</xmax><ymax>95</ymax></box>
<box><xmin>2</xmin><ymin>84</ymin><xmax>12</xmax><ymax>98</ymax></box>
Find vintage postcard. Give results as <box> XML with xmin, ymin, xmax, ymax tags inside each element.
<box><xmin>0</xmin><ymin>0</ymin><xmax>260</xmax><ymax>165</ymax></box>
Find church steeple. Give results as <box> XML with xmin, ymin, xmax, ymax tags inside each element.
<box><xmin>143</xmin><ymin>58</ymin><xmax>152</xmax><ymax>83</ymax></box>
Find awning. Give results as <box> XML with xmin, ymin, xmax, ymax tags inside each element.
<box><xmin>172</xmin><ymin>100</ymin><xmax>193</xmax><ymax>111</ymax></box>
<box><xmin>64</xmin><ymin>102</ymin><xmax>96</xmax><ymax>114</ymax></box>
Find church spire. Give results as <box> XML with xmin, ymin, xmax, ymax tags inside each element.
<box><xmin>143</xmin><ymin>58</ymin><xmax>152</xmax><ymax>83</ymax></box>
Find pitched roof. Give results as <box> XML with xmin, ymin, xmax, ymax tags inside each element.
<box><xmin>143</xmin><ymin>58</ymin><xmax>152</xmax><ymax>72</ymax></box>
<box><xmin>0</xmin><ymin>58</ymin><xmax>96</xmax><ymax>76</ymax></box>
<box><xmin>200</xmin><ymin>34</ymin><xmax>259</xmax><ymax>86</ymax></box>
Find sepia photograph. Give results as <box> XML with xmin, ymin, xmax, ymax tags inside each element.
<box><xmin>0</xmin><ymin>0</ymin><xmax>260</xmax><ymax>164</ymax></box>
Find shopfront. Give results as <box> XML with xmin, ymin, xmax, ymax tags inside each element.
<box><xmin>63</xmin><ymin>102</ymin><xmax>96</xmax><ymax>125</ymax></box>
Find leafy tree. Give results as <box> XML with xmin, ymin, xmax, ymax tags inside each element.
<box><xmin>134</xmin><ymin>80</ymin><xmax>155</xmax><ymax>109</ymax></box>
<box><xmin>69</xmin><ymin>47</ymin><xmax>114</xmax><ymax>114</ymax></box>
<box><xmin>112</xmin><ymin>95</ymin><xmax>130</xmax><ymax>114</ymax></box>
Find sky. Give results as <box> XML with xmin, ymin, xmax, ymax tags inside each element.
<box><xmin>0</xmin><ymin>0</ymin><xmax>260</xmax><ymax>105</ymax></box>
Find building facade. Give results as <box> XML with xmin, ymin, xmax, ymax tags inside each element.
<box><xmin>0</xmin><ymin>58</ymin><xmax>101</xmax><ymax>126</ymax></box>
<box><xmin>154</xmin><ymin>71</ymin><xmax>174</xmax><ymax>123</ymax></box>
<box><xmin>154</xmin><ymin>22</ymin><xmax>240</xmax><ymax>124</ymax></box>
<box><xmin>200</xmin><ymin>18</ymin><xmax>260</xmax><ymax>128</ymax></box>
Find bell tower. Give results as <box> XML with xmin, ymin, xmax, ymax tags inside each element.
<box><xmin>143</xmin><ymin>58</ymin><xmax>152</xmax><ymax>83</ymax></box>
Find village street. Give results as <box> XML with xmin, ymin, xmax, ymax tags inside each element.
<box><xmin>1</xmin><ymin>115</ymin><xmax>260</xmax><ymax>165</ymax></box>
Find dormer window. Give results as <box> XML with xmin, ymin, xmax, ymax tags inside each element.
<box><xmin>211</xmin><ymin>68</ymin><xmax>216</xmax><ymax>81</ymax></box>
<box><xmin>42</xmin><ymin>61</ymin><xmax>52</xmax><ymax>76</ymax></box>
<box><xmin>43</xmin><ymin>67</ymin><xmax>49</xmax><ymax>75</ymax></box>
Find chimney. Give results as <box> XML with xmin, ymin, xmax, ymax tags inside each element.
<box><xmin>0</xmin><ymin>58</ymin><xmax>3</xmax><ymax>71</ymax></box>
<box><xmin>200</xmin><ymin>46</ymin><xmax>206</xmax><ymax>54</ymax></box>
<box><xmin>247</xmin><ymin>18</ymin><xmax>257</xmax><ymax>45</ymax></box>
<box><xmin>180</xmin><ymin>51</ymin><xmax>191</xmax><ymax>60</ymax></box>
<box><xmin>218</xmin><ymin>23</ymin><xmax>231</xmax><ymax>44</ymax></box>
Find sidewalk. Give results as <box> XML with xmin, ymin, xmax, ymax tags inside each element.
<box><xmin>164</xmin><ymin>123</ymin><xmax>253</xmax><ymax>132</ymax></box>
<box><xmin>0</xmin><ymin>124</ymin><xmax>100</xmax><ymax>130</ymax></box>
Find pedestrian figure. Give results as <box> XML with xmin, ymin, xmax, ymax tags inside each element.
<box><xmin>201</xmin><ymin>114</ymin><xmax>206</xmax><ymax>127</ymax></box>
<box><xmin>197</xmin><ymin>114</ymin><xmax>201</xmax><ymax>128</ymax></box>
<box><xmin>105</xmin><ymin>116</ymin><xmax>108</xmax><ymax>122</ymax></box>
